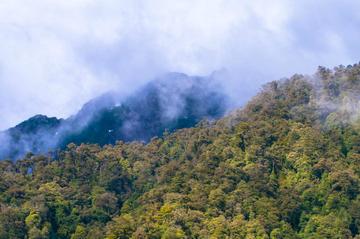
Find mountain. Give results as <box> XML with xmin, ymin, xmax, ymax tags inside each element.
<box><xmin>1</xmin><ymin>64</ymin><xmax>360</xmax><ymax>238</ymax></box>
<box><xmin>0</xmin><ymin>73</ymin><xmax>227</xmax><ymax>160</ymax></box>
<box><xmin>0</xmin><ymin>115</ymin><xmax>63</xmax><ymax>160</ymax></box>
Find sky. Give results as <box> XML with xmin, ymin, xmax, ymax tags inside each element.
<box><xmin>0</xmin><ymin>0</ymin><xmax>360</xmax><ymax>130</ymax></box>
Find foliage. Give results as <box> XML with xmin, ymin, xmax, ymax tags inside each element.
<box><xmin>1</xmin><ymin>64</ymin><xmax>360</xmax><ymax>238</ymax></box>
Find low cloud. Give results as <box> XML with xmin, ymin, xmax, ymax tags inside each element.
<box><xmin>1</xmin><ymin>0</ymin><xmax>360</xmax><ymax>129</ymax></box>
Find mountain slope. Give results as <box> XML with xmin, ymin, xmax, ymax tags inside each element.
<box><xmin>0</xmin><ymin>73</ymin><xmax>227</xmax><ymax>160</ymax></box>
<box><xmin>60</xmin><ymin>72</ymin><xmax>226</xmax><ymax>146</ymax></box>
<box><xmin>0</xmin><ymin>64</ymin><xmax>360</xmax><ymax>238</ymax></box>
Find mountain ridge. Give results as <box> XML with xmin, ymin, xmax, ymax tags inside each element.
<box><xmin>0</xmin><ymin>72</ymin><xmax>228</xmax><ymax>160</ymax></box>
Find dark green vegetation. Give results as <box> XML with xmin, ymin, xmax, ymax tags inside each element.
<box><xmin>1</xmin><ymin>64</ymin><xmax>360</xmax><ymax>238</ymax></box>
<box><xmin>0</xmin><ymin>73</ymin><xmax>227</xmax><ymax>160</ymax></box>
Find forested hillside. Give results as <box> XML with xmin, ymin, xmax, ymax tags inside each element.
<box><xmin>1</xmin><ymin>64</ymin><xmax>360</xmax><ymax>238</ymax></box>
<box><xmin>0</xmin><ymin>73</ymin><xmax>226</xmax><ymax>160</ymax></box>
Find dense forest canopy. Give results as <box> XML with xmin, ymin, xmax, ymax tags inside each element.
<box><xmin>1</xmin><ymin>64</ymin><xmax>360</xmax><ymax>238</ymax></box>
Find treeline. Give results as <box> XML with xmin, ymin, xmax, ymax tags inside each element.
<box><xmin>1</xmin><ymin>64</ymin><xmax>360</xmax><ymax>238</ymax></box>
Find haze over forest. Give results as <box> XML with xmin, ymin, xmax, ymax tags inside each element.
<box><xmin>1</xmin><ymin>0</ymin><xmax>360</xmax><ymax>130</ymax></box>
<box><xmin>1</xmin><ymin>1</ymin><xmax>360</xmax><ymax>239</ymax></box>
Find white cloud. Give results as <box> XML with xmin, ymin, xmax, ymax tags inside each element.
<box><xmin>0</xmin><ymin>0</ymin><xmax>359</xmax><ymax>129</ymax></box>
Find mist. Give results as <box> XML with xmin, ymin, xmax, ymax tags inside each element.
<box><xmin>1</xmin><ymin>0</ymin><xmax>360</xmax><ymax>130</ymax></box>
<box><xmin>0</xmin><ymin>72</ymin><xmax>228</xmax><ymax>160</ymax></box>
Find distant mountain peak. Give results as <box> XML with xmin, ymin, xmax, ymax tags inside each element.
<box><xmin>0</xmin><ymin>72</ymin><xmax>227</xmax><ymax>160</ymax></box>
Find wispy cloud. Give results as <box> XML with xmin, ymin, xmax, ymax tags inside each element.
<box><xmin>0</xmin><ymin>0</ymin><xmax>359</xmax><ymax>129</ymax></box>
